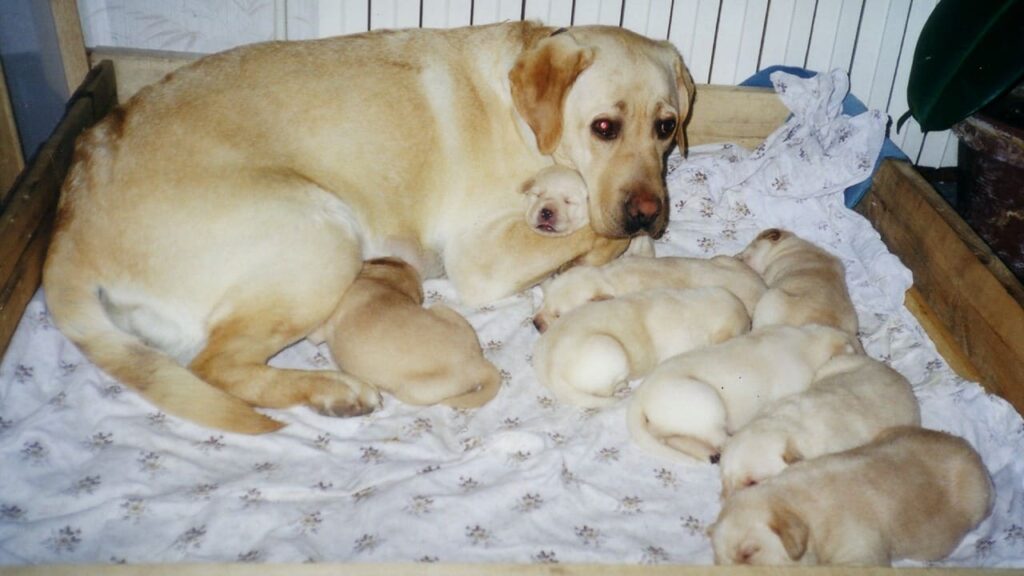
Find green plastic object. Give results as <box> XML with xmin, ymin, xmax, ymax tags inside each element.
<box><xmin>900</xmin><ymin>0</ymin><xmax>1024</xmax><ymax>133</ymax></box>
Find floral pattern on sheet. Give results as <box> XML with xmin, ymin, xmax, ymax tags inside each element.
<box><xmin>2</xmin><ymin>71</ymin><xmax>1023</xmax><ymax>567</ymax></box>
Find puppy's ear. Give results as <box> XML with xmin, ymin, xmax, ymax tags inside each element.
<box><xmin>520</xmin><ymin>177</ymin><xmax>538</xmax><ymax>196</ymax></box>
<box><xmin>769</xmin><ymin>506</ymin><xmax>809</xmax><ymax>561</ymax></box>
<box><xmin>758</xmin><ymin>228</ymin><xmax>784</xmax><ymax>242</ymax></box>
<box><xmin>510</xmin><ymin>32</ymin><xmax>594</xmax><ymax>155</ymax></box>
<box><xmin>671</xmin><ymin>52</ymin><xmax>696</xmax><ymax>156</ymax></box>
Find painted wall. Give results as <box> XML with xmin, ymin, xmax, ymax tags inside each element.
<box><xmin>76</xmin><ymin>0</ymin><xmax>954</xmax><ymax>167</ymax></box>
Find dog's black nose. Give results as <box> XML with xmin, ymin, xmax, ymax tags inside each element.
<box><xmin>624</xmin><ymin>191</ymin><xmax>663</xmax><ymax>234</ymax></box>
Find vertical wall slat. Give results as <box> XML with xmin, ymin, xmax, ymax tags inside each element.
<box><xmin>709</xmin><ymin>0</ymin><xmax>767</xmax><ymax>84</ymax></box>
<box><xmin>887</xmin><ymin>0</ymin><xmax>936</xmax><ymax>164</ymax></box>
<box><xmin>421</xmin><ymin>0</ymin><xmax>472</xmax><ymax>27</ymax></box>
<box><xmin>804</xmin><ymin>0</ymin><xmax>860</xmax><ymax>73</ymax></box>
<box><xmin>370</xmin><ymin>0</ymin><xmax>421</xmax><ymax>29</ymax></box>
<box><xmin>472</xmin><ymin>0</ymin><xmax>523</xmax><ymax>24</ymax></box>
<box><xmin>318</xmin><ymin>0</ymin><xmax>371</xmax><ymax>36</ymax></box>
<box><xmin>759</xmin><ymin>0</ymin><xmax>816</xmax><ymax>69</ymax></box>
<box><xmin>524</xmin><ymin>0</ymin><xmax>573</xmax><ymax>26</ymax></box>
<box><xmin>621</xmin><ymin>0</ymin><xmax>671</xmax><ymax>39</ymax></box>
<box><xmin>668</xmin><ymin>0</ymin><xmax>720</xmax><ymax>84</ymax></box>
<box><xmin>570</xmin><ymin>0</ymin><xmax>624</xmax><ymax>25</ymax></box>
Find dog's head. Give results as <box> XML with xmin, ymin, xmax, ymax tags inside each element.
<box><xmin>736</xmin><ymin>228</ymin><xmax>795</xmax><ymax>274</ymax></box>
<box><xmin>710</xmin><ymin>494</ymin><xmax>810</xmax><ymax>565</ymax></box>
<box><xmin>720</xmin><ymin>433</ymin><xmax>803</xmax><ymax>498</ymax></box>
<box><xmin>510</xmin><ymin>26</ymin><xmax>695</xmax><ymax>239</ymax></box>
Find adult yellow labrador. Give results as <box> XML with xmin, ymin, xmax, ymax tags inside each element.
<box><xmin>43</xmin><ymin>22</ymin><xmax>695</xmax><ymax>433</ymax></box>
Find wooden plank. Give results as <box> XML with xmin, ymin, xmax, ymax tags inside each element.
<box><xmin>904</xmin><ymin>286</ymin><xmax>983</xmax><ymax>383</ymax></box>
<box><xmin>0</xmin><ymin>56</ymin><xmax>25</xmax><ymax>200</ymax></box>
<box><xmin>0</xmin><ymin>61</ymin><xmax>116</xmax><ymax>358</ymax></box>
<box><xmin>0</xmin><ymin>564</ymin><xmax>1019</xmax><ymax>576</ymax></box>
<box><xmin>856</xmin><ymin>159</ymin><xmax>1024</xmax><ymax>415</ymax></box>
<box><xmin>50</xmin><ymin>0</ymin><xmax>91</xmax><ymax>97</ymax></box>
<box><xmin>688</xmin><ymin>84</ymin><xmax>789</xmax><ymax>149</ymax></box>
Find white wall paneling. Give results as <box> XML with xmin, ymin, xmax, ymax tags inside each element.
<box><xmin>77</xmin><ymin>0</ymin><xmax>956</xmax><ymax>167</ymax></box>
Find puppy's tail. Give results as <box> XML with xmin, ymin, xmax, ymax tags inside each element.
<box><xmin>42</xmin><ymin>281</ymin><xmax>283</xmax><ymax>434</ymax></box>
<box><xmin>442</xmin><ymin>362</ymin><xmax>503</xmax><ymax>409</ymax></box>
<box><xmin>626</xmin><ymin>376</ymin><xmax>727</xmax><ymax>463</ymax></box>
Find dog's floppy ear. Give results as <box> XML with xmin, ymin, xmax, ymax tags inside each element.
<box><xmin>510</xmin><ymin>32</ymin><xmax>594</xmax><ymax>155</ymax></box>
<box><xmin>672</xmin><ymin>52</ymin><xmax>696</xmax><ymax>156</ymax></box>
<box><xmin>769</xmin><ymin>505</ymin><xmax>809</xmax><ymax>561</ymax></box>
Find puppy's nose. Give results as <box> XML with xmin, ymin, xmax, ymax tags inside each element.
<box><xmin>624</xmin><ymin>190</ymin><xmax>663</xmax><ymax>234</ymax></box>
<box><xmin>540</xmin><ymin>207</ymin><xmax>554</xmax><ymax>222</ymax></box>
<box><xmin>532</xmin><ymin>315</ymin><xmax>548</xmax><ymax>333</ymax></box>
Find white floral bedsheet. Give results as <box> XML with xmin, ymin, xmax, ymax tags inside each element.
<box><xmin>1</xmin><ymin>71</ymin><xmax>1022</xmax><ymax>567</ymax></box>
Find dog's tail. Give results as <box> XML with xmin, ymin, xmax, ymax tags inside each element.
<box><xmin>626</xmin><ymin>376</ymin><xmax>726</xmax><ymax>463</ymax></box>
<box><xmin>42</xmin><ymin>280</ymin><xmax>283</xmax><ymax>434</ymax></box>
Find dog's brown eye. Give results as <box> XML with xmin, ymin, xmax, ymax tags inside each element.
<box><xmin>591</xmin><ymin>118</ymin><xmax>620</xmax><ymax>141</ymax></box>
<box><xmin>655</xmin><ymin>118</ymin><xmax>676</xmax><ymax>139</ymax></box>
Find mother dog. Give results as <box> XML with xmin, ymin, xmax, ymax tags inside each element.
<box><xmin>43</xmin><ymin>22</ymin><xmax>694</xmax><ymax>433</ymax></box>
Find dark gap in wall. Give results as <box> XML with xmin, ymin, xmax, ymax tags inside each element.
<box><xmin>707</xmin><ymin>0</ymin><xmax>723</xmax><ymax>83</ymax></box>
<box><xmin>520</xmin><ymin>0</ymin><xmax>526</xmax><ymax>21</ymax></box>
<box><xmin>571</xmin><ymin>0</ymin><xmax>576</xmax><ymax>26</ymax></box>
<box><xmin>802</xmin><ymin>0</ymin><xmax>820</xmax><ymax>69</ymax></box>
<box><xmin>618</xmin><ymin>0</ymin><xmax>626</xmax><ymax>27</ymax></box>
<box><xmin>470</xmin><ymin>0</ymin><xmax>475</xmax><ymax>25</ymax></box>
<box><xmin>666</xmin><ymin>0</ymin><xmax>675</xmax><ymax>40</ymax></box>
<box><xmin>419</xmin><ymin>0</ymin><xmax>424</xmax><ymax>28</ymax></box>
<box><xmin>847</xmin><ymin>0</ymin><xmax>867</xmax><ymax>77</ymax></box>
<box><xmin>756</xmin><ymin>0</ymin><xmax>772</xmax><ymax>71</ymax></box>
<box><xmin>885</xmin><ymin>0</ymin><xmax>915</xmax><ymax>114</ymax></box>
<box><xmin>367</xmin><ymin>0</ymin><xmax>373</xmax><ymax>30</ymax></box>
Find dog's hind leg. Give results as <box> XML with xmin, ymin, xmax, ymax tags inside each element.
<box><xmin>189</xmin><ymin>308</ymin><xmax>381</xmax><ymax>417</ymax></box>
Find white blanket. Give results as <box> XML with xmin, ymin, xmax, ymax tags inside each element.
<box><xmin>1</xmin><ymin>71</ymin><xmax>1022</xmax><ymax>567</ymax></box>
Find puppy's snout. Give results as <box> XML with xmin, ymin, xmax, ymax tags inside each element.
<box><xmin>532</xmin><ymin>314</ymin><xmax>548</xmax><ymax>333</ymax></box>
<box><xmin>540</xmin><ymin>207</ymin><xmax>554</xmax><ymax>223</ymax></box>
<box><xmin>623</xmin><ymin>189</ymin><xmax>665</xmax><ymax>237</ymax></box>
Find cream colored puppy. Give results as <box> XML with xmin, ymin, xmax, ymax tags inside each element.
<box><xmin>44</xmin><ymin>23</ymin><xmax>696</xmax><ymax>432</ymax></box>
<box><xmin>737</xmin><ymin>229</ymin><xmax>859</xmax><ymax>340</ymax></box>
<box><xmin>627</xmin><ymin>324</ymin><xmax>856</xmax><ymax>462</ymax></box>
<box><xmin>533</xmin><ymin>255</ymin><xmax>766</xmax><ymax>331</ymax></box>
<box><xmin>533</xmin><ymin>287</ymin><xmax>749</xmax><ymax>408</ymax></box>
<box><xmin>719</xmin><ymin>354</ymin><xmax>921</xmax><ymax>496</ymax></box>
<box><xmin>522</xmin><ymin>165</ymin><xmax>589</xmax><ymax>236</ymax></box>
<box><xmin>315</xmin><ymin>258</ymin><xmax>500</xmax><ymax>408</ymax></box>
<box><xmin>710</xmin><ymin>426</ymin><xmax>994</xmax><ymax>566</ymax></box>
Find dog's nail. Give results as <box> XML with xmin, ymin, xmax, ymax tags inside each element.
<box><xmin>709</xmin><ymin>453</ymin><xmax>721</xmax><ymax>465</ymax></box>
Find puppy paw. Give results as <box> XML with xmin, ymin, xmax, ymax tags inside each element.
<box><xmin>309</xmin><ymin>375</ymin><xmax>382</xmax><ymax>417</ymax></box>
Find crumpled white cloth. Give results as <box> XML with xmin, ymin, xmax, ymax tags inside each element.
<box><xmin>1</xmin><ymin>70</ymin><xmax>1022</xmax><ymax>567</ymax></box>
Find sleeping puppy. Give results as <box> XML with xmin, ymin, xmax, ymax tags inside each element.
<box><xmin>737</xmin><ymin>229</ymin><xmax>859</xmax><ymax>342</ymax></box>
<box><xmin>626</xmin><ymin>324</ymin><xmax>856</xmax><ymax>462</ymax></box>
<box><xmin>315</xmin><ymin>258</ymin><xmax>500</xmax><ymax>409</ymax></box>
<box><xmin>522</xmin><ymin>166</ymin><xmax>589</xmax><ymax>237</ymax></box>
<box><xmin>719</xmin><ymin>354</ymin><xmax>921</xmax><ymax>497</ymax></box>
<box><xmin>533</xmin><ymin>255</ymin><xmax>766</xmax><ymax>331</ymax></box>
<box><xmin>710</xmin><ymin>426</ymin><xmax>994</xmax><ymax>566</ymax></box>
<box><xmin>533</xmin><ymin>287</ymin><xmax>749</xmax><ymax>408</ymax></box>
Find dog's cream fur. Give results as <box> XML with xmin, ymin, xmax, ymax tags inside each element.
<box><xmin>627</xmin><ymin>324</ymin><xmax>856</xmax><ymax>462</ymax></box>
<box><xmin>719</xmin><ymin>354</ymin><xmax>921</xmax><ymax>496</ymax></box>
<box><xmin>710</xmin><ymin>426</ymin><xmax>994</xmax><ymax>566</ymax></box>
<box><xmin>533</xmin><ymin>287</ymin><xmax>749</xmax><ymax>408</ymax></box>
<box><xmin>522</xmin><ymin>165</ymin><xmax>589</xmax><ymax>236</ymax></box>
<box><xmin>737</xmin><ymin>229</ymin><xmax>859</xmax><ymax>340</ymax></box>
<box><xmin>533</xmin><ymin>255</ymin><xmax>766</xmax><ymax>331</ymax></box>
<box><xmin>43</xmin><ymin>22</ymin><xmax>695</xmax><ymax>432</ymax></box>
<box><xmin>315</xmin><ymin>258</ymin><xmax>500</xmax><ymax>409</ymax></box>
